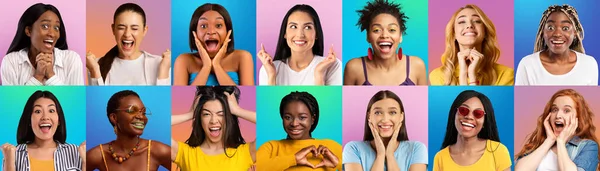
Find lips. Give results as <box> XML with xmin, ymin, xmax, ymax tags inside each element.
<box><xmin>293</xmin><ymin>40</ymin><xmax>307</xmax><ymax>46</ymax></box>
<box><xmin>43</xmin><ymin>39</ymin><xmax>54</xmax><ymax>50</ymax></box>
<box><xmin>288</xmin><ymin>128</ymin><xmax>304</xmax><ymax>135</ymax></box>
<box><xmin>209</xmin><ymin>126</ymin><xmax>221</xmax><ymax>137</ymax></box>
<box><xmin>39</xmin><ymin>123</ymin><xmax>52</xmax><ymax>133</ymax></box>
<box><xmin>378</xmin><ymin>124</ymin><xmax>392</xmax><ymax>132</ymax></box>
<box><xmin>121</xmin><ymin>40</ymin><xmax>134</xmax><ymax>51</ymax></box>
<box><xmin>462</xmin><ymin>29</ymin><xmax>478</xmax><ymax>36</ymax></box>
<box><xmin>549</xmin><ymin>39</ymin><xmax>566</xmax><ymax>48</ymax></box>
<box><xmin>460</xmin><ymin>121</ymin><xmax>476</xmax><ymax>131</ymax></box>
<box><xmin>131</xmin><ymin>120</ymin><xmax>145</xmax><ymax>130</ymax></box>
<box><xmin>377</xmin><ymin>41</ymin><xmax>393</xmax><ymax>54</ymax></box>
<box><xmin>204</xmin><ymin>39</ymin><xmax>219</xmax><ymax>52</ymax></box>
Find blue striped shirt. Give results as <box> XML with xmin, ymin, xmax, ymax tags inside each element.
<box><xmin>14</xmin><ymin>142</ymin><xmax>82</xmax><ymax>171</ymax></box>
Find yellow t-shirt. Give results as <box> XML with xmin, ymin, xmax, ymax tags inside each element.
<box><xmin>256</xmin><ymin>139</ymin><xmax>342</xmax><ymax>171</ymax></box>
<box><xmin>429</xmin><ymin>64</ymin><xmax>514</xmax><ymax>85</ymax></box>
<box><xmin>433</xmin><ymin>140</ymin><xmax>512</xmax><ymax>171</ymax></box>
<box><xmin>174</xmin><ymin>141</ymin><xmax>253</xmax><ymax>171</ymax></box>
<box><xmin>29</xmin><ymin>157</ymin><xmax>55</xmax><ymax>171</ymax></box>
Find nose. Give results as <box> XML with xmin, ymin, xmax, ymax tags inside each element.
<box><xmin>290</xmin><ymin>118</ymin><xmax>300</xmax><ymax>127</ymax></box>
<box><xmin>209</xmin><ymin>115</ymin><xmax>217</xmax><ymax>124</ymax></box>
<box><xmin>206</xmin><ymin>25</ymin><xmax>217</xmax><ymax>35</ymax></box>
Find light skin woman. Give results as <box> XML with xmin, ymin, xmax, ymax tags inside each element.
<box><xmin>344</xmin><ymin>0</ymin><xmax>427</xmax><ymax>86</ymax></box>
<box><xmin>174</xmin><ymin>3</ymin><xmax>254</xmax><ymax>86</ymax></box>
<box><xmin>515</xmin><ymin>89</ymin><xmax>599</xmax><ymax>171</ymax></box>
<box><xmin>429</xmin><ymin>5</ymin><xmax>513</xmax><ymax>86</ymax></box>
<box><xmin>86</xmin><ymin>3</ymin><xmax>171</xmax><ymax>84</ymax></box>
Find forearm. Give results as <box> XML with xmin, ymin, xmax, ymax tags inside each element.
<box><xmin>234</xmin><ymin>108</ymin><xmax>256</xmax><ymax>123</ymax></box>
<box><xmin>556</xmin><ymin>141</ymin><xmax>577</xmax><ymax>171</ymax></box>
<box><xmin>172</xmin><ymin>112</ymin><xmax>194</xmax><ymax>125</ymax></box>
<box><xmin>515</xmin><ymin>139</ymin><xmax>554</xmax><ymax>171</ymax></box>
<box><xmin>190</xmin><ymin>66</ymin><xmax>211</xmax><ymax>85</ymax></box>
<box><xmin>369</xmin><ymin>154</ymin><xmax>385</xmax><ymax>171</ymax></box>
<box><xmin>314</xmin><ymin>73</ymin><xmax>325</xmax><ymax>85</ymax></box>
<box><xmin>458</xmin><ymin>72</ymin><xmax>467</xmax><ymax>85</ymax></box>
<box><xmin>385</xmin><ymin>153</ymin><xmax>400</xmax><ymax>171</ymax></box>
<box><xmin>468</xmin><ymin>73</ymin><xmax>477</xmax><ymax>85</ymax></box>
<box><xmin>158</xmin><ymin>66</ymin><xmax>170</xmax><ymax>80</ymax></box>
<box><xmin>3</xmin><ymin>158</ymin><xmax>15</xmax><ymax>171</ymax></box>
<box><xmin>213</xmin><ymin>65</ymin><xmax>237</xmax><ymax>85</ymax></box>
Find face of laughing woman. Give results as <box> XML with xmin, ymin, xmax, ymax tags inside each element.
<box><xmin>113</xmin><ymin>11</ymin><xmax>147</xmax><ymax>59</ymax></box>
<box><xmin>31</xmin><ymin>97</ymin><xmax>59</xmax><ymax>142</ymax></box>
<box><xmin>27</xmin><ymin>11</ymin><xmax>60</xmax><ymax>55</ymax></box>
<box><xmin>197</xmin><ymin>10</ymin><xmax>228</xmax><ymax>58</ymax></box>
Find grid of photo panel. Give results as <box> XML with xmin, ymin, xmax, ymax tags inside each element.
<box><xmin>0</xmin><ymin>0</ymin><xmax>599</xmax><ymax>171</ymax></box>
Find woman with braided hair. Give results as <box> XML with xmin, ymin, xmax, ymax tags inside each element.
<box><xmin>515</xmin><ymin>5</ymin><xmax>598</xmax><ymax>85</ymax></box>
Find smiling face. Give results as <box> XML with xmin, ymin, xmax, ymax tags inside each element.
<box><xmin>454</xmin><ymin>97</ymin><xmax>485</xmax><ymax>138</ymax></box>
<box><xmin>369</xmin><ymin>98</ymin><xmax>403</xmax><ymax>138</ymax></box>
<box><xmin>543</xmin><ymin>11</ymin><xmax>576</xmax><ymax>55</ymax></box>
<box><xmin>30</xmin><ymin>97</ymin><xmax>59</xmax><ymax>141</ymax></box>
<box><xmin>550</xmin><ymin>96</ymin><xmax>576</xmax><ymax>135</ymax></box>
<box><xmin>200</xmin><ymin>100</ymin><xmax>225</xmax><ymax>143</ymax></box>
<box><xmin>111</xmin><ymin>95</ymin><xmax>148</xmax><ymax>136</ymax></box>
<box><xmin>367</xmin><ymin>13</ymin><xmax>402</xmax><ymax>59</ymax></box>
<box><xmin>113</xmin><ymin>11</ymin><xmax>147</xmax><ymax>58</ymax></box>
<box><xmin>282</xmin><ymin>101</ymin><xmax>314</xmax><ymax>140</ymax></box>
<box><xmin>26</xmin><ymin>11</ymin><xmax>60</xmax><ymax>54</ymax></box>
<box><xmin>284</xmin><ymin>11</ymin><xmax>316</xmax><ymax>54</ymax></box>
<box><xmin>454</xmin><ymin>8</ymin><xmax>485</xmax><ymax>48</ymax></box>
<box><xmin>196</xmin><ymin>10</ymin><xmax>228</xmax><ymax>57</ymax></box>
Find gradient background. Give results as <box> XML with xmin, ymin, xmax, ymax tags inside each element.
<box><xmin>86</xmin><ymin>86</ymin><xmax>171</xmax><ymax>171</ymax></box>
<box><xmin>342</xmin><ymin>0</ymin><xmax>429</xmax><ymax>74</ymax></box>
<box><xmin>0</xmin><ymin>0</ymin><xmax>86</xmax><ymax>85</ymax></box>
<box><xmin>342</xmin><ymin>86</ymin><xmax>428</xmax><ymax>147</ymax></box>
<box><xmin>171</xmin><ymin>0</ymin><xmax>257</xmax><ymax>84</ymax></box>
<box><xmin>428</xmin><ymin>0</ymin><xmax>514</xmax><ymax>73</ymax></box>
<box><xmin>86</xmin><ymin>0</ymin><xmax>171</xmax><ymax>65</ymax></box>
<box><xmin>0</xmin><ymin>87</ymin><xmax>86</xmax><ymax>161</ymax></box>
<box><xmin>514</xmin><ymin>86</ymin><xmax>600</xmax><ymax>157</ymax></box>
<box><xmin>256</xmin><ymin>0</ymin><xmax>342</xmax><ymax>78</ymax></box>
<box><xmin>256</xmin><ymin>86</ymin><xmax>342</xmax><ymax>147</ymax></box>
<box><xmin>428</xmin><ymin>86</ymin><xmax>514</xmax><ymax>170</ymax></box>
<box><xmin>514</xmin><ymin>0</ymin><xmax>600</xmax><ymax>84</ymax></box>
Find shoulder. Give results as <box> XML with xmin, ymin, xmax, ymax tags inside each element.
<box><xmin>404</xmin><ymin>141</ymin><xmax>427</xmax><ymax>149</ymax></box>
<box><xmin>487</xmin><ymin>140</ymin><xmax>509</xmax><ymax>153</ymax></box>
<box><xmin>231</xmin><ymin>49</ymin><xmax>252</xmax><ymax>59</ymax></box>
<box><xmin>150</xmin><ymin>140</ymin><xmax>171</xmax><ymax>156</ymax></box>
<box><xmin>344</xmin><ymin>141</ymin><xmax>366</xmax><ymax>149</ymax></box>
<box><xmin>3</xmin><ymin>49</ymin><xmax>26</xmax><ymax>61</ymax></box>
<box><xmin>429</xmin><ymin>67</ymin><xmax>444</xmax><ymax>77</ymax></box>
<box><xmin>576</xmin><ymin>52</ymin><xmax>598</xmax><ymax>65</ymax></box>
<box><xmin>319</xmin><ymin>139</ymin><xmax>342</xmax><ymax>147</ymax></box>
<box><xmin>176</xmin><ymin>53</ymin><xmax>194</xmax><ymax>61</ymax></box>
<box><xmin>433</xmin><ymin>147</ymin><xmax>449</xmax><ymax>159</ymax></box>
<box><xmin>409</xmin><ymin>56</ymin><xmax>426</xmax><ymax>68</ymax></box>
<box><xmin>143</xmin><ymin>51</ymin><xmax>161</xmax><ymax>59</ymax></box>
<box><xmin>59</xmin><ymin>143</ymin><xmax>79</xmax><ymax>150</ymax></box>
<box><xmin>345</xmin><ymin>57</ymin><xmax>364</xmax><ymax>71</ymax></box>
<box><xmin>578</xmin><ymin>139</ymin><xmax>599</xmax><ymax>149</ymax></box>
<box><xmin>86</xmin><ymin>145</ymin><xmax>104</xmax><ymax>164</ymax></box>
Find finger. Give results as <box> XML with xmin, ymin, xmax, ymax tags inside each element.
<box><xmin>329</xmin><ymin>44</ymin><xmax>334</xmax><ymax>55</ymax></box>
<box><xmin>261</xmin><ymin>43</ymin><xmax>266</xmax><ymax>52</ymax></box>
<box><xmin>193</xmin><ymin>31</ymin><xmax>199</xmax><ymax>41</ymax></box>
<box><xmin>225</xmin><ymin>30</ymin><xmax>232</xmax><ymax>41</ymax></box>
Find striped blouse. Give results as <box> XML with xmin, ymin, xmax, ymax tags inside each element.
<box><xmin>15</xmin><ymin>142</ymin><xmax>83</xmax><ymax>171</ymax></box>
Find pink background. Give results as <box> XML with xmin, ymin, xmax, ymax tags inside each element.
<box><xmin>0</xmin><ymin>0</ymin><xmax>86</xmax><ymax>84</ymax></box>
<box><xmin>342</xmin><ymin>86</ymin><xmax>428</xmax><ymax>147</ymax></box>
<box><xmin>171</xmin><ymin>86</ymin><xmax>257</xmax><ymax>145</ymax></box>
<box><xmin>86</xmin><ymin>0</ymin><xmax>171</xmax><ymax>59</ymax></box>
<box><xmin>514</xmin><ymin>86</ymin><xmax>600</xmax><ymax>155</ymax></box>
<box><xmin>255</xmin><ymin>0</ymin><xmax>342</xmax><ymax>76</ymax></box>
<box><xmin>427</xmin><ymin>0</ymin><xmax>514</xmax><ymax>72</ymax></box>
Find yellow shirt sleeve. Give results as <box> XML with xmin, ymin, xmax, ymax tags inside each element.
<box><xmin>433</xmin><ymin>148</ymin><xmax>445</xmax><ymax>171</ymax></box>
<box><xmin>491</xmin><ymin>141</ymin><xmax>512</xmax><ymax>171</ymax></box>
<box><xmin>174</xmin><ymin>141</ymin><xmax>189</xmax><ymax>168</ymax></box>
<box><xmin>429</xmin><ymin>68</ymin><xmax>446</xmax><ymax>85</ymax></box>
<box><xmin>494</xmin><ymin>64</ymin><xmax>514</xmax><ymax>85</ymax></box>
<box><xmin>256</xmin><ymin>141</ymin><xmax>297</xmax><ymax>171</ymax></box>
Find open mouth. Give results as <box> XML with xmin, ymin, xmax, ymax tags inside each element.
<box><xmin>550</xmin><ymin>40</ymin><xmax>566</xmax><ymax>47</ymax></box>
<box><xmin>209</xmin><ymin>126</ymin><xmax>221</xmax><ymax>137</ymax></box>
<box><xmin>288</xmin><ymin>128</ymin><xmax>304</xmax><ymax>135</ymax></box>
<box><xmin>204</xmin><ymin>40</ymin><xmax>219</xmax><ymax>52</ymax></box>
<box><xmin>39</xmin><ymin>123</ymin><xmax>52</xmax><ymax>133</ymax></box>
<box><xmin>293</xmin><ymin>40</ymin><xmax>307</xmax><ymax>46</ymax></box>
<box><xmin>378</xmin><ymin>124</ymin><xmax>392</xmax><ymax>132</ymax></box>
<box><xmin>131</xmin><ymin>120</ymin><xmax>145</xmax><ymax>130</ymax></box>
<box><xmin>463</xmin><ymin>30</ymin><xmax>478</xmax><ymax>36</ymax></box>
<box><xmin>43</xmin><ymin>39</ymin><xmax>54</xmax><ymax>49</ymax></box>
<box><xmin>460</xmin><ymin>121</ymin><xmax>476</xmax><ymax>131</ymax></box>
<box><xmin>121</xmin><ymin>40</ymin><xmax>134</xmax><ymax>51</ymax></box>
<box><xmin>555</xmin><ymin>121</ymin><xmax>565</xmax><ymax>128</ymax></box>
<box><xmin>377</xmin><ymin>41</ymin><xmax>393</xmax><ymax>54</ymax></box>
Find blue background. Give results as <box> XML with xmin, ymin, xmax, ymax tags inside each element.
<box><xmin>514</xmin><ymin>0</ymin><xmax>600</xmax><ymax>84</ymax></box>
<box><xmin>428</xmin><ymin>86</ymin><xmax>514</xmax><ymax>170</ymax></box>
<box><xmin>86</xmin><ymin>86</ymin><xmax>171</xmax><ymax>171</ymax></box>
<box><xmin>0</xmin><ymin>87</ymin><xmax>86</xmax><ymax>163</ymax></box>
<box><xmin>171</xmin><ymin>0</ymin><xmax>257</xmax><ymax>84</ymax></box>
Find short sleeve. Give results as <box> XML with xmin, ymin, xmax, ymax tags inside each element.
<box><xmin>410</xmin><ymin>141</ymin><xmax>428</xmax><ymax>165</ymax></box>
<box><xmin>174</xmin><ymin>141</ymin><xmax>189</xmax><ymax>165</ymax></box>
<box><xmin>573</xmin><ymin>140</ymin><xmax>599</xmax><ymax>171</ymax></box>
<box><xmin>429</xmin><ymin>68</ymin><xmax>446</xmax><ymax>85</ymax></box>
<box><xmin>342</xmin><ymin>141</ymin><xmax>362</xmax><ymax>164</ymax></box>
<box><xmin>493</xmin><ymin>142</ymin><xmax>512</xmax><ymax>171</ymax></box>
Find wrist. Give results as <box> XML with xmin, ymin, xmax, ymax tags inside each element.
<box><xmin>556</xmin><ymin>139</ymin><xmax>567</xmax><ymax>145</ymax></box>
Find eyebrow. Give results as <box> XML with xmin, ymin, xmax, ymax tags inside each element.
<box><xmin>288</xmin><ymin>22</ymin><xmax>314</xmax><ymax>25</ymax></box>
<box><xmin>199</xmin><ymin>17</ymin><xmax>224</xmax><ymax>21</ymax></box>
<box><xmin>457</xmin><ymin>14</ymin><xmax>480</xmax><ymax>19</ymax></box>
<box><xmin>546</xmin><ymin>19</ymin><xmax>572</xmax><ymax>24</ymax></box>
<box><xmin>117</xmin><ymin>24</ymin><xmax>140</xmax><ymax>27</ymax></box>
<box><xmin>34</xmin><ymin>104</ymin><xmax>55</xmax><ymax>107</ymax></box>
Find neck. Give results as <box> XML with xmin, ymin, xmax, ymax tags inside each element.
<box><xmin>31</xmin><ymin>138</ymin><xmax>58</xmax><ymax>148</ymax></box>
<box><xmin>201</xmin><ymin>139</ymin><xmax>224</xmax><ymax>150</ymax></box>
<box><xmin>372</xmin><ymin>52</ymin><xmax>399</xmax><ymax>70</ymax></box>
<box><xmin>546</xmin><ymin>49</ymin><xmax>573</xmax><ymax>63</ymax></box>
<box><xmin>289</xmin><ymin>50</ymin><xmax>314</xmax><ymax>67</ymax></box>
<box><xmin>458</xmin><ymin>44</ymin><xmax>482</xmax><ymax>52</ymax></box>
<box><xmin>382</xmin><ymin>137</ymin><xmax>392</xmax><ymax>147</ymax></box>
<box><xmin>455</xmin><ymin>135</ymin><xmax>483</xmax><ymax>152</ymax></box>
<box><xmin>118</xmin><ymin>50</ymin><xmax>142</xmax><ymax>60</ymax></box>
<box><xmin>114</xmin><ymin>133</ymin><xmax>139</xmax><ymax>151</ymax></box>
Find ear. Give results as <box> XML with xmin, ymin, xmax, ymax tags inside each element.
<box><xmin>109</xmin><ymin>113</ymin><xmax>117</xmax><ymax>126</ymax></box>
<box><xmin>399</xmin><ymin>112</ymin><xmax>405</xmax><ymax>123</ymax></box>
<box><xmin>25</xmin><ymin>26</ymin><xmax>31</xmax><ymax>37</ymax></box>
<box><xmin>111</xmin><ymin>24</ymin><xmax>117</xmax><ymax>36</ymax></box>
<box><xmin>399</xmin><ymin>34</ymin><xmax>403</xmax><ymax>44</ymax></box>
<box><xmin>143</xmin><ymin>25</ymin><xmax>148</xmax><ymax>36</ymax></box>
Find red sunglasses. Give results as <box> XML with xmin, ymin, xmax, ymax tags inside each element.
<box><xmin>457</xmin><ymin>106</ymin><xmax>485</xmax><ymax>119</ymax></box>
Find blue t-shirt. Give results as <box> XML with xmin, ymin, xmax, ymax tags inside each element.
<box><xmin>342</xmin><ymin>140</ymin><xmax>428</xmax><ymax>170</ymax></box>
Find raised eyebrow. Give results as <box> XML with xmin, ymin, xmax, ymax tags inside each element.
<box><xmin>303</xmin><ymin>22</ymin><xmax>314</xmax><ymax>26</ymax></box>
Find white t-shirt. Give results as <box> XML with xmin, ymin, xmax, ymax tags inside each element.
<box><xmin>259</xmin><ymin>55</ymin><xmax>342</xmax><ymax>85</ymax></box>
<box><xmin>89</xmin><ymin>51</ymin><xmax>170</xmax><ymax>85</ymax></box>
<box><xmin>515</xmin><ymin>51</ymin><xmax>598</xmax><ymax>85</ymax></box>
<box><xmin>536</xmin><ymin>150</ymin><xmax>558</xmax><ymax>171</ymax></box>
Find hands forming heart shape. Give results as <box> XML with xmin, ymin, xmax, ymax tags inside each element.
<box><xmin>295</xmin><ymin>145</ymin><xmax>339</xmax><ymax>169</ymax></box>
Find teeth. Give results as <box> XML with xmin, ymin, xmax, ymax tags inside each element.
<box><xmin>379</xmin><ymin>125</ymin><xmax>392</xmax><ymax>129</ymax></box>
<box><xmin>461</xmin><ymin>122</ymin><xmax>475</xmax><ymax>128</ymax></box>
<box><xmin>294</xmin><ymin>41</ymin><xmax>306</xmax><ymax>45</ymax></box>
<box><xmin>378</xmin><ymin>42</ymin><xmax>392</xmax><ymax>46</ymax></box>
<box><xmin>123</xmin><ymin>40</ymin><xmax>133</xmax><ymax>43</ymax></box>
<box><xmin>209</xmin><ymin>128</ymin><xmax>220</xmax><ymax>131</ymax></box>
<box><xmin>552</xmin><ymin>40</ymin><xmax>564</xmax><ymax>44</ymax></box>
<box><xmin>44</xmin><ymin>40</ymin><xmax>54</xmax><ymax>43</ymax></box>
<box><xmin>464</xmin><ymin>32</ymin><xmax>476</xmax><ymax>36</ymax></box>
<box><xmin>40</xmin><ymin>123</ymin><xmax>52</xmax><ymax>127</ymax></box>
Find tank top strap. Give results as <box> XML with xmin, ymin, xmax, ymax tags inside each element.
<box><xmin>100</xmin><ymin>144</ymin><xmax>109</xmax><ymax>171</ymax></box>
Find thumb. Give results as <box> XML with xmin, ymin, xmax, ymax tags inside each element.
<box><xmin>329</xmin><ymin>44</ymin><xmax>334</xmax><ymax>54</ymax></box>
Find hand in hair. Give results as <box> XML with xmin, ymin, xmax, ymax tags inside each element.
<box><xmin>192</xmin><ymin>31</ymin><xmax>214</xmax><ymax>70</ymax></box>
<box><xmin>295</xmin><ymin>145</ymin><xmax>318</xmax><ymax>168</ymax></box>
<box><xmin>543</xmin><ymin>113</ymin><xmax>557</xmax><ymax>142</ymax></box>
<box><xmin>314</xmin><ymin>45</ymin><xmax>337</xmax><ymax>85</ymax></box>
<box><xmin>211</xmin><ymin>30</ymin><xmax>232</xmax><ymax>67</ymax></box>
<box><xmin>158</xmin><ymin>49</ymin><xmax>171</xmax><ymax>79</ymax></box>
<box><xmin>224</xmin><ymin>91</ymin><xmax>242</xmax><ymax>116</ymax></box>
<box><xmin>258</xmin><ymin>43</ymin><xmax>276</xmax><ymax>85</ymax></box>
<box><xmin>78</xmin><ymin>141</ymin><xmax>86</xmax><ymax>165</ymax></box>
<box><xmin>368</xmin><ymin>119</ymin><xmax>386</xmax><ymax>155</ymax></box>
<box><xmin>557</xmin><ymin>116</ymin><xmax>578</xmax><ymax>144</ymax></box>
<box><xmin>85</xmin><ymin>51</ymin><xmax>102</xmax><ymax>78</ymax></box>
<box><xmin>1</xmin><ymin>143</ymin><xmax>16</xmax><ymax>171</ymax></box>
<box><xmin>315</xmin><ymin>145</ymin><xmax>339</xmax><ymax>168</ymax></box>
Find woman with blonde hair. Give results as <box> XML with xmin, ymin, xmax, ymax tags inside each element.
<box><xmin>515</xmin><ymin>89</ymin><xmax>599</xmax><ymax>171</ymax></box>
<box><xmin>429</xmin><ymin>4</ymin><xmax>514</xmax><ymax>86</ymax></box>
<box><xmin>515</xmin><ymin>5</ymin><xmax>597</xmax><ymax>85</ymax></box>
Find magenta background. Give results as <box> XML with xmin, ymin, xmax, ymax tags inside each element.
<box><xmin>514</xmin><ymin>86</ymin><xmax>600</xmax><ymax>155</ymax></box>
<box><xmin>171</xmin><ymin>86</ymin><xmax>257</xmax><ymax>144</ymax></box>
<box><xmin>0</xmin><ymin>0</ymin><xmax>86</xmax><ymax>84</ymax></box>
<box><xmin>255</xmin><ymin>0</ymin><xmax>343</xmax><ymax>77</ymax></box>
<box><xmin>427</xmin><ymin>0</ymin><xmax>514</xmax><ymax>72</ymax></box>
<box><xmin>86</xmin><ymin>0</ymin><xmax>171</xmax><ymax>59</ymax></box>
<box><xmin>342</xmin><ymin>86</ymin><xmax>428</xmax><ymax>147</ymax></box>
